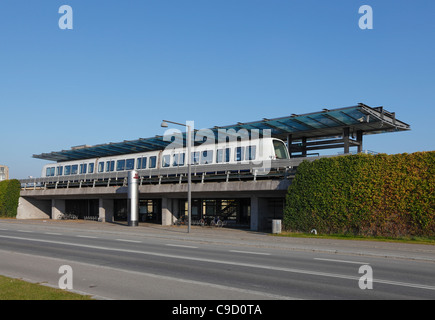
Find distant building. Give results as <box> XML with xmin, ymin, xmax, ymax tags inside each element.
<box><xmin>0</xmin><ymin>165</ymin><xmax>9</xmax><ymax>181</ymax></box>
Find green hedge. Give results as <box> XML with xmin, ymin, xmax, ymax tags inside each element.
<box><xmin>284</xmin><ymin>152</ymin><xmax>435</xmax><ymax>238</ymax></box>
<box><xmin>0</xmin><ymin>179</ymin><xmax>21</xmax><ymax>218</ymax></box>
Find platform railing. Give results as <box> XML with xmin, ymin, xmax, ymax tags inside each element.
<box><xmin>19</xmin><ymin>155</ymin><xmax>337</xmax><ymax>190</ymax></box>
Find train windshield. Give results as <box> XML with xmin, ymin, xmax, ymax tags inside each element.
<box><xmin>273</xmin><ymin>140</ymin><xmax>289</xmax><ymax>159</ymax></box>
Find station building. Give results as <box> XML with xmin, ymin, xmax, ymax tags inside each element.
<box><xmin>0</xmin><ymin>165</ymin><xmax>9</xmax><ymax>181</ymax></box>
<box><xmin>18</xmin><ymin>104</ymin><xmax>410</xmax><ymax>231</ymax></box>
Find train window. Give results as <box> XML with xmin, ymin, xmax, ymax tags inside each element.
<box><xmin>117</xmin><ymin>159</ymin><xmax>126</xmax><ymax>171</ymax></box>
<box><xmin>79</xmin><ymin>164</ymin><xmax>87</xmax><ymax>174</ymax></box>
<box><xmin>98</xmin><ymin>162</ymin><xmax>104</xmax><ymax>173</ymax></box>
<box><xmin>141</xmin><ymin>157</ymin><xmax>147</xmax><ymax>169</ymax></box>
<box><xmin>201</xmin><ymin>150</ymin><xmax>213</xmax><ymax>164</ymax></box>
<box><xmin>216</xmin><ymin>148</ymin><xmax>231</xmax><ymax>163</ymax></box>
<box><xmin>46</xmin><ymin>167</ymin><xmax>55</xmax><ymax>177</ymax></box>
<box><xmin>65</xmin><ymin>165</ymin><xmax>71</xmax><ymax>175</ymax></box>
<box><xmin>106</xmin><ymin>161</ymin><xmax>114</xmax><ymax>172</ymax></box>
<box><xmin>71</xmin><ymin>165</ymin><xmax>78</xmax><ymax>175</ymax></box>
<box><xmin>191</xmin><ymin>151</ymin><xmax>200</xmax><ymax>165</ymax></box>
<box><xmin>149</xmin><ymin>156</ymin><xmax>157</xmax><ymax>169</ymax></box>
<box><xmin>88</xmin><ymin>163</ymin><xmax>94</xmax><ymax>174</ymax></box>
<box><xmin>162</xmin><ymin>155</ymin><xmax>171</xmax><ymax>168</ymax></box>
<box><xmin>57</xmin><ymin>166</ymin><xmax>63</xmax><ymax>176</ymax></box>
<box><xmin>273</xmin><ymin>140</ymin><xmax>289</xmax><ymax>159</ymax></box>
<box><xmin>246</xmin><ymin>146</ymin><xmax>256</xmax><ymax>160</ymax></box>
<box><xmin>173</xmin><ymin>153</ymin><xmax>185</xmax><ymax>166</ymax></box>
<box><xmin>136</xmin><ymin>158</ymin><xmax>142</xmax><ymax>169</ymax></box>
<box><xmin>235</xmin><ymin>147</ymin><xmax>245</xmax><ymax>162</ymax></box>
<box><xmin>126</xmin><ymin>159</ymin><xmax>135</xmax><ymax>170</ymax></box>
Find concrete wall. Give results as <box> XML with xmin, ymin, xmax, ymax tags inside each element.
<box><xmin>17</xmin><ymin>197</ymin><xmax>51</xmax><ymax>219</ymax></box>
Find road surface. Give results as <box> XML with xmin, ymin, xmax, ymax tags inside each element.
<box><xmin>1</xmin><ymin>219</ymin><xmax>435</xmax><ymax>302</ymax></box>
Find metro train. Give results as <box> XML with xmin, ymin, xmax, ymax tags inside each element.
<box><xmin>41</xmin><ymin>137</ymin><xmax>290</xmax><ymax>178</ymax></box>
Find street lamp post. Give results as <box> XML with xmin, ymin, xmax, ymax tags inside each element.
<box><xmin>161</xmin><ymin>120</ymin><xmax>192</xmax><ymax>233</ymax></box>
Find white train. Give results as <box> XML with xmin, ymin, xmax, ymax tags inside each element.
<box><xmin>41</xmin><ymin>137</ymin><xmax>290</xmax><ymax>178</ymax></box>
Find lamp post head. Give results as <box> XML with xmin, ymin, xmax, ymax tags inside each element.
<box><xmin>161</xmin><ymin>121</ymin><xmax>168</xmax><ymax>128</ymax></box>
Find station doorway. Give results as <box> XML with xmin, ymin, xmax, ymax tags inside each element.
<box><xmin>65</xmin><ymin>199</ymin><xmax>99</xmax><ymax>219</ymax></box>
<box><xmin>178</xmin><ymin>198</ymin><xmax>251</xmax><ymax>228</ymax></box>
<box><xmin>114</xmin><ymin>199</ymin><xmax>162</xmax><ymax>224</ymax></box>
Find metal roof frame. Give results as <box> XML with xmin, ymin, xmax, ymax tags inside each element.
<box><xmin>33</xmin><ymin>103</ymin><xmax>410</xmax><ymax>162</ymax></box>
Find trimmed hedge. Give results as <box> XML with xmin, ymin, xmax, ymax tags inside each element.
<box><xmin>284</xmin><ymin>152</ymin><xmax>435</xmax><ymax>238</ymax></box>
<box><xmin>0</xmin><ymin>179</ymin><xmax>21</xmax><ymax>218</ymax></box>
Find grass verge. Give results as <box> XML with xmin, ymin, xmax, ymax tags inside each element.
<box><xmin>272</xmin><ymin>231</ymin><xmax>435</xmax><ymax>245</ymax></box>
<box><xmin>0</xmin><ymin>275</ymin><xmax>93</xmax><ymax>300</ymax></box>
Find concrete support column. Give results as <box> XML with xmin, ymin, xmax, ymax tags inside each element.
<box><xmin>161</xmin><ymin>197</ymin><xmax>176</xmax><ymax>226</ymax></box>
<box><xmin>52</xmin><ymin>199</ymin><xmax>65</xmax><ymax>220</ymax></box>
<box><xmin>356</xmin><ymin>130</ymin><xmax>363</xmax><ymax>153</ymax></box>
<box><xmin>99</xmin><ymin>198</ymin><xmax>113</xmax><ymax>223</ymax></box>
<box><xmin>343</xmin><ymin>127</ymin><xmax>350</xmax><ymax>154</ymax></box>
<box><xmin>250</xmin><ymin>196</ymin><xmax>259</xmax><ymax>231</ymax></box>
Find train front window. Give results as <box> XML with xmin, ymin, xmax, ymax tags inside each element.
<box><xmin>273</xmin><ymin>140</ymin><xmax>289</xmax><ymax>159</ymax></box>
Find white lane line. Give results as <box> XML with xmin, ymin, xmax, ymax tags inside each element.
<box><xmin>229</xmin><ymin>250</ymin><xmax>271</xmax><ymax>256</ymax></box>
<box><xmin>0</xmin><ymin>228</ymin><xmax>8</xmax><ymax>231</ymax></box>
<box><xmin>166</xmin><ymin>244</ymin><xmax>198</xmax><ymax>249</ymax></box>
<box><xmin>76</xmin><ymin>235</ymin><xmax>98</xmax><ymax>239</ymax></box>
<box><xmin>2</xmin><ymin>234</ymin><xmax>435</xmax><ymax>292</ymax></box>
<box><xmin>116</xmin><ymin>239</ymin><xmax>142</xmax><ymax>243</ymax></box>
<box><xmin>17</xmin><ymin>230</ymin><xmax>33</xmax><ymax>233</ymax></box>
<box><xmin>314</xmin><ymin>258</ymin><xmax>369</xmax><ymax>265</ymax></box>
<box><xmin>44</xmin><ymin>232</ymin><xmax>62</xmax><ymax>235</ymax></box>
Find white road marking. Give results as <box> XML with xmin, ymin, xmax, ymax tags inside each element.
<box><xmin>44</xmin><ymin>232</ymin><xmax>62</xmax><ymax>235</ymax></box>
<box><xmin>2</xmin><ymin>234</ymin><xmax>435</xmax><ymax>292</ymax></box>
<box><xmin>76</xmin><ymin>235</ymin><xmax>97</xmax><ymax>239</ymax></box>
<box><xmin>116</xmin><ymin>239</ymin><xmax>142</xmax><ymax>243</ymax></box>
<box><xmin>166</xmin><ymin>244</ymin><xmax>198</xmax><ymax>249</ymax></box>
<box><xmin>229</xmin><ymin>250</ymin><xmax>271</xmax><ymax>256</ymax></box>
<box><xmin>314</xmin><ymin>258</ymin><xmax>369</xmax><ymax>265</ymax></box>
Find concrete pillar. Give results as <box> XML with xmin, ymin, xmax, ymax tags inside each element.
<box><xmin>356</xmin><ymin>130</ymin><xmax>363</xmax><ymax>153</ymax></box>
<box><xmin>343</xmin><ymin>127</ymin><xmax>350</xmax><ymax>154</ymax></box>
<box><xmin>99</xmin><ymin>198</ymin><xmax>114</xmax><ymax>222</ymax></box>
<box><xmin>250</xmin><ymin>196</ymin><xmax>259</xmax><ymax>231</ymax></box>
<box><xmin>161</xmin><ymin>197</ymin><xmax>176</xmax><ymax>226</ymax></box>
<box><xmin>52</xmin><ymin>199</ymin><xmax>65</xmax><ymax>220</ymax></box>
<box><xmin>16</xmin><ymin>197</ymin><xmax>51</xmax><ymax>220</ymax></box>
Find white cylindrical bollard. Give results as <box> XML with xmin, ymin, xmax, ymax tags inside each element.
<box><xmin>272</xmin><ymin>219</ymin><xmax>282</xmax><ymax>234</ymax></box>
<box><xmin>128</xmin><ymin>170</ymin><xmax>139</xmax><ymax>226</ymax></box>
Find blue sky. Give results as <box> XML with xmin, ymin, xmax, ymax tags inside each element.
<box><xmin>0</xmin><ymin>0</ymin><xmax>434</xmax><ymax>178</ymax></box>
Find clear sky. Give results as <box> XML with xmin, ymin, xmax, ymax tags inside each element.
<box><xmin>0</xmin><ymin>0</ymin><xmax>434</xmax><ymax>179</ymax></box>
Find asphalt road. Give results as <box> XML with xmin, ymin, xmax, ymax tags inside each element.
<box><xmin>1</xmin><ymin>219</ymin><xmax>435</xmax><ymax>302</ymax></box>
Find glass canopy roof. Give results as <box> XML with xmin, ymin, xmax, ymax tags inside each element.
<box><xmin>33</xmin><ymin>103</ymin><xmax>410</xmax><ymax>162</ymax></box>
